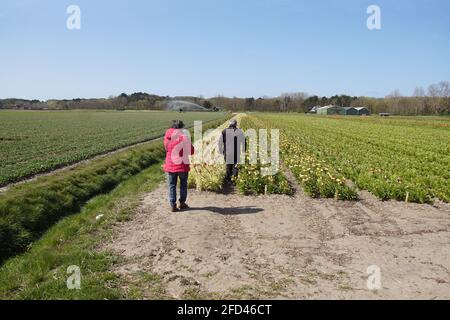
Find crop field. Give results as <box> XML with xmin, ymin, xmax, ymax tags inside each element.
<box><xmin>245</xmin><ymin>114</ymin><xmax>450</xmax><ymax>203</ymax></box>
<box><xmin>0</xmin><ymin>110</ymin><xmax>227</xmax><ymax>186</ymax></box>
<box><xmin>1</xmin><ymin>112</ymin><xmax>450</xmax><ymax>300</ymax></box>
<box><xmin>187</xmin><ymin>114</ymin><xmax>449</xmax><ymax>203</ymax></box>
<box><xmin>188</xmin><ymin>115</ymin><xmax>293</xmax><ymax>195</ymax></box>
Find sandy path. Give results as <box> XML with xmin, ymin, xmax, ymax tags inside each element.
<box><xmin>106</xmin><ymin>183</ymin><xmax>450</xmax><ymax>300</ymax></box>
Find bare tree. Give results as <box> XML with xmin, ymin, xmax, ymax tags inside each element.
<box><xmin>438</xmin><ymin>81</ymin><xmax>450</xmax><ymax>97</ymax></box>
<box><xmin>413</xmin><ymin>87</ymin><xmax>425</xmax><ymax>97</ymax></box>
<box><xmin>412</xmin><ymin>87</ymin><xmax>426</xmax><ymax>115</ymax></box>
<box><xmin>427</xmin><ymin>82</ymin><xmax>449</xmax><ymax>114</ymax></box>
<box><xmin>280</xmin><ymin>92</ymin><xmax>309</xmax><ymax>112</ymax></box>
<box><xmin>428</xmin><ymin>84</ymin><xmax>439</xmax><ymax>97</ymax></box>
<box><xmin>385</xmin><ymin>89</ymin><xmax>402</xmax><ymax>114</ymax></box>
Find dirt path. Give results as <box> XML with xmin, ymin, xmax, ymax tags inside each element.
<box><xmin>106</xmin><ymin>183</ymin><xmax>450</xmax><ymax>300</ymax></box>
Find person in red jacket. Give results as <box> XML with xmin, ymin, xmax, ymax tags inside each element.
<box><xmin>163</xmin><ymin>120</ymin><xmax>195</xmax><ymax>212</ymax></box>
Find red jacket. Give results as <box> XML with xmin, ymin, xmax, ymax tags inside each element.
<box><xmin>163</xmin><ymin>128</ymin><xmax>195</xmax><ymax>173</ymax></box>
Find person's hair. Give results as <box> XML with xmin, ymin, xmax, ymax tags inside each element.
<box><xmin>171</xmin><ymin>120</ymin><xmax>185</xmax><ymax>129</ymax></box>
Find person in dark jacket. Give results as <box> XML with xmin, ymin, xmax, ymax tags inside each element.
<box><xmin>163</xmin><ymin>120</ymin><xmax>195</xmax><ymax>212</ymax></box>
<box><xmin>219</xmin><ymin>119</ymin><xmax>246</xmax><ymax>182</ymax></box>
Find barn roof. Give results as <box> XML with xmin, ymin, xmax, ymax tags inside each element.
<box><xmin>317</xmin><ymin>105</ymin><xmax>342</xmax><ymax>110</ymax></box>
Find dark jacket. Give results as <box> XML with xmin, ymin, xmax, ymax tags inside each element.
<box><xmin>219</xmin><ymin>126</ymin><xmax>246</xmax><ymax>164</ymax></box>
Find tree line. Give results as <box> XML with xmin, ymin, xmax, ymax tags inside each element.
<box><xmin>211</xmin><ymin>81</ymin><xmax>450</xmax><ymax>115</ymax></box>
<box><xmin>0</xmin><ymin>93</ymin><xmax>215</xmax><ymax>112</ymax></box>
<box><xmin>1</xmin><ymin>81</ymin><xmax>449</xmax><ymax>115</ymax></box>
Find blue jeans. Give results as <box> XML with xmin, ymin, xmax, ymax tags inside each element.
<box><xmin>167</xmin><ymin>172</ymin><xmax>189</xmax><ymax>207</ymax></box>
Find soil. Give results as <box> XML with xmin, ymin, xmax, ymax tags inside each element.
<box><xmin>106</xmin><ymin>182</ymin><xmax>450</xmax><ymax>299</ymax></box>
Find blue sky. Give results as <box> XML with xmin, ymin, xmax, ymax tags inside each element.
<box><xmin>0</xmin><ymin>0</ymin><xmax>449</xmax><ymax>100</ymax></box>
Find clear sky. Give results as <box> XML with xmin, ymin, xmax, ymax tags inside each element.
<box><xmin>0</xmin><ymin>0</ymin><xmax>449</xmax><ymax>100</ymax></box>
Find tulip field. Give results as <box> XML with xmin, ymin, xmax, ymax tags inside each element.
<box><xmin>189</xmin><ymin>117</ymin><xmax>230</xmax><ymax>192</ymax></box>
<box><xmin>233</xmin><ymin>116</ymin><xmax>293</xmax><ymax>195</ymax></box>
<box><xmin>245</xmin><ymin>114</ymin><xmax>450</xmax><ymax>203</ymax></box>
<box><xmin>189</xmin><ymin>115</ymin><xmax>293</xmax><ymax>195</ymax></box>
<box><xmin>0</xmin><ymin>110</ymin><xmax>227</xmax><ymax>186</ymax></box>
<box><xmin>189</xmin><ymin>113</ymin><xmax>449</xmax><ymax>203</ymax></box>
<box><xmin>2</xmin><ymin>110</ymin><xmax>448</xmax><ymax>204</ymax></box>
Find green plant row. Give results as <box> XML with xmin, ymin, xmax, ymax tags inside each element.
<box><xmin>188</xmin><ymin>114</ymin><xmax>293</xmax><ymax>195</ymax></box>
<box><xmin>234</xmin><ymin>116</ymin><xmax>293</xmax><ymax>196</ymax></box>
<box><xmin>244</xmin><ymin>115</ymin><xmax>356</xmax><ymax>199</ymax></box>
<box><xmin>234</xmin><ymin>162</ymin><xmax>293</xmax><ymax>196</ymax></box>
<box><xmin>187</xmin><ymin>116</ymin><xmax>237</xmax><ymax>192</ymax></box>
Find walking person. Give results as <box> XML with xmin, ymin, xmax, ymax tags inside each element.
<box><xmin>219</xmin><ymin>119</ymin><xmax>246</xmax><ymax>182</ymax></box>
<box><xmin>163</xmin><ymin>120</ymin><xmax>195</xmax><ymax>212</ymax></box>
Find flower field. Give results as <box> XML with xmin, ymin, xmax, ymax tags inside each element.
<box><xmin>189</xmin><ymin>114</ymin><xmax>293</xmax><ymax>195</ymax></box>
<box><xmin>188</xmin><ymin>117</ymin><xmax>232</xmax><ymax>192</ymax></box>
<box><xmin>3</xmin><ymin>110</ymin><xmax>447</xmax><ymax>203</ymax></box>
<box><xmin>233</xmin><ymin>116</ymin><xmax>293</xmax><ymax>195</ymax></box>
<box><xmin>248</xmin><ymin>113</ymin><xmax>450</xmax><ymax>203</ymax></box>
<box><xmin>0</xmin><ymin>110</ymin><xmax>227</xmax><ymax>186</ymax></box>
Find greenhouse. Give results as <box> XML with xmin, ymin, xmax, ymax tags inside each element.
<box><xmin>316</xmin><ymin>105</ymin><xmax>346</xmax><ymax>115</ymax></box>
<box><xmin>343</xmin><ymin>107</ymin><xmax>359</xmax><ymax>115</ymax></box>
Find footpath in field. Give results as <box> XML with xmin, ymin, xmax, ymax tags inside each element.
<box><xmin>107</xmin><ymin>182</ymin><xmax>450</xmax><ymax>299</ymax></box>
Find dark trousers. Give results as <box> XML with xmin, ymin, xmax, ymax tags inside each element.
<box><xmin>167</xmin><ymin>172</ymin><xmax>188</xmax><ymax>206</ymax></box>
<box><xmin>226</xmin><ymin>164</ymin><xmax>238</xmax><ymax>181</ymax></box>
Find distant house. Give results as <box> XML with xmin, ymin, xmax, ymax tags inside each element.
<box><xmin>343</xmin><ymin>107</ymin><xmax>359</xmax><ymax>115</ymax></box>
<box><xmin>316</xmin><ymin>105</ymin><xmax>346</xmax><ymax>115</ymax></box>
<box><xmin>355</xmin><ymin>107</ymin><xmax>370</xmax><ymax>115</ymax></box>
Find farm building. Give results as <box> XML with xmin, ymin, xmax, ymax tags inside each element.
<box><xmin>355</xmin><ymin>107</ymin><xmax>370</xmax><ymax>115</ymax></box>
<box><xmin>343</xmin><ymin>107</ymin><xmax>370</xmax><ymax>115</ymax></box>
<box><xmin>343</xmin><ymin>107</ymin><xmax>359</xmax><ymax>115</ymax></box>
<box><xmin>316</xmin><ymin>105</ymin><xmax>346</xmax><ymax>115</ymax></box>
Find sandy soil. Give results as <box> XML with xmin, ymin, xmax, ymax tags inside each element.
<box><xmin>106</xmin><ymin>180</ymin><xmax>450</xmax><ymax>300</ymax></box>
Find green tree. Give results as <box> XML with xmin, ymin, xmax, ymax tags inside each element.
<box><xmin>203</xmin><ymin>100</ymin><xmax>213</xmax><ymax>109</ymax></box>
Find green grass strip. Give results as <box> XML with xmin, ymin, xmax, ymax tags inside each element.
<box><xmin>0</xmin><ymin>163</ymin><xmax>165</xmax><ymax>299</ymax></box>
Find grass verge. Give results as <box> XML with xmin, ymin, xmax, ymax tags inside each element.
<box><xmin>0</xmin><ymin>163</ymin><xmax>165</xmax><ymax>299</ymax></box>
<box><xmin>0</xmin><ymin>142</ymin><xmax>165</xmax><ymax>263</ymax></box>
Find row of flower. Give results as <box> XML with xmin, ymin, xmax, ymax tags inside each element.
<box><xmin>187</xmin><ymin>117</ymin><xmax>232</xmax><ymax>192</ymax></box>
<box><xmin>233</xmin><ymin>116</ymin><xmax>293</xmax><ymax>195</ymax></box>
<box><xmin>251</xmin><ymin>113</ymin><xmax>449</xmax><ymax>203</ymax></box>
<box><xmin>189</xmin><ymin>114</ymin><xmax>293</xmax><ymax>196</ymax></box>
<box><xmin>245</xmin><ymin>115</ymin><xmax>358</xmax><ymax>200</ymax></box>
